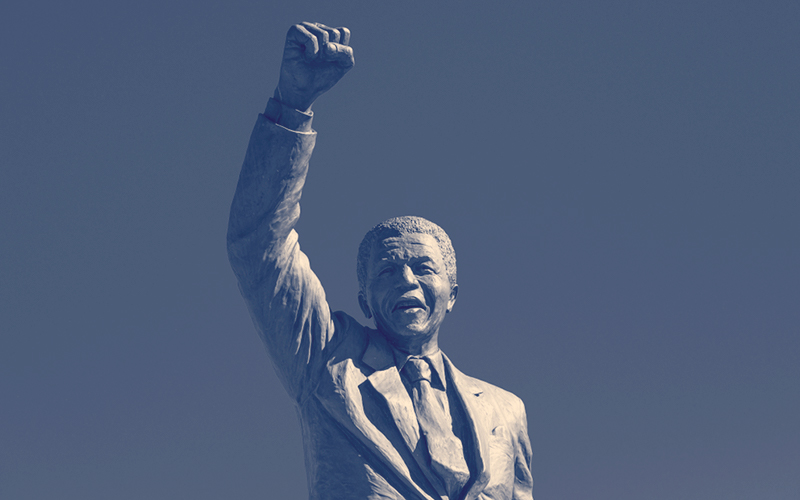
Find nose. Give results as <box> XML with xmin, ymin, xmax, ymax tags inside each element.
<box><xmin>398</xmin><ymin>264</ymin><xmax>418</xmax><ymax>288</ymax></box>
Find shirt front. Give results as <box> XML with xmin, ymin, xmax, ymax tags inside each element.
<box><xmin>393</xmin><ymin>348</ymin><xmax>472</xmax><ymax>499</ymax></box>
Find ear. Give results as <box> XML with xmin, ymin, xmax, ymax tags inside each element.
<box><xmin>358</xmin><ymin>293</ymin><xmax>372</xmax><ymax>319</ymax></box>
<box><xmin>446</xmin><ymin>284</ymin><xmax>458</xmax><ymax>313</ymax></box>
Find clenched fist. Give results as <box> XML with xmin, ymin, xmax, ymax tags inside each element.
<box><xmin>276</xmin><ymin>22</ymin><xmax>355</xmax><ymax>112</ymax></box>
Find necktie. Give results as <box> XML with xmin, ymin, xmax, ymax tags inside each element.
<box><xmin>403</xmin><ymin>357</ymin><xmax>470</xmax><ymax>498</ymax></box>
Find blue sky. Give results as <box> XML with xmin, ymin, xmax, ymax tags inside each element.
<box><xmin>2</xmin><ymin>1</ymin><xmax>799</xmax><ymax>499</ymax></box>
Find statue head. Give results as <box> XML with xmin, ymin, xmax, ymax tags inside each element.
<box><xmin>357</xmin><ymin>216</ymin><xmax>458</xmax><ymax>352</ymax></box>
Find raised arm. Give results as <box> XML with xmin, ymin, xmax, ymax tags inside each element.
<box><xmin>227</xmin><ymin>23</ymin><xmax>354</xmax><ymax>403</ymax></box>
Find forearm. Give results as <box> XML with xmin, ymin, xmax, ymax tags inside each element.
<box><xmin>227</xmin><ymin>103</ymin><xmax>338</xmax><ymax>401</ymax></box>
<box><xmin>227</xmin><ymin>102</ymin><xmax>315</xmax><ymax>287</ymax></box>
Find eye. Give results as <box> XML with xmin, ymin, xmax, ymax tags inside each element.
<box><xmin>377</xmin><ymin>266</ymin><xmax>394</xmax><ymax>277</ymax></box>
<box><xmin>416</xmin><ymin>264</ymin><xmax>435</xmax><ymax>275</ymax></box>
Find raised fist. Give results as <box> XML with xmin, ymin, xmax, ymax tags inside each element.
<box><xmin>276</xmin><ymin>22</ymin><xmax>354</xmax><ymax>112</ymax></box>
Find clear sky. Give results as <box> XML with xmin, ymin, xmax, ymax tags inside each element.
<box><xmin>2</xmin><ymin>1</ymin><xmax>799</xmax><ymax>499</ymax></box>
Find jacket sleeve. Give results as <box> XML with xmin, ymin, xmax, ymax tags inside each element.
<box><xmin>226</xmin><ymin>110</ymin><xmax>346</xmax><ymax>404</ymax></box>
<box><xmin>512</xmin><ymin>400</ymin><xmax>534</xmax><ymax>500</ymax></box>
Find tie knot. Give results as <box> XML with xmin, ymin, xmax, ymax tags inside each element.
<box><xmin>403</xmin><ymin>357</ymin><xmax>432</xmax><ymax>383</ymax></box>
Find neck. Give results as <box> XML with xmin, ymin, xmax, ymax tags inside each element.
<box><xmin>384</xmin><ymin>330</ymin><xmax>439</xmax><ymax>357</ymax></box>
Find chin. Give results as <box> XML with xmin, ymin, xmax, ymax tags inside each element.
<box><xmin>396</xmin><ymin>328</ymin><xmax>426</xmax><ymax>337</ymax></box>
<box><xmin>382</xmin><ymin>321</ymin><xmax>429</xmax><ymax>339</ymax></box>
<box><xmin>399</xmin><ymin>323</ymin><xmax>435</xmax><ymax>337</ymax></box>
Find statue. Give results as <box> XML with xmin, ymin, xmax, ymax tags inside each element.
<box><xmin>227</xmin><ymin>22</ymin><xmax>533</xmax><ymax>500</ymax></box>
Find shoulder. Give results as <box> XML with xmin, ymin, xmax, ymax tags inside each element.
<box><xmin>469</xmin><ymin>373</ymin><xmax>526</xmax><ymax>412</ymax></box>
<box><xmin>444</xmin><ymin>355</ymin><xmax>528</xmax><ymax>420</ymax></box>
<box><xmin>327</xmin><ymin>310</ymin><xmax>370</xmax><ymax>360</ymax></box>
<box><xmin>332</xmin><ymin>309</ymin><xmax>364</xmax><ymax>332</ymax></box>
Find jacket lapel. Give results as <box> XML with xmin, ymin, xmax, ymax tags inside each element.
<box><xmin>443</xmin><ymin>355</ymin><xmax>491</xmax><ymax>500</ymax></box>
<box><xmin>318</xmin><ymin>330</ymin><xmax>434</xmax><ymax>500</ymax></box>
<box><xmin>318</xmin><ymin>332</ymin><xmax>493</xmax><ymax>500</ymax></box>
<box><xmin>362</xmin><ymin>336</ymin><xmax>421</xmax><ymax>454</ymax></box>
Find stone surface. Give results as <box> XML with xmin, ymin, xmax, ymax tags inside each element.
<box><xmin>227</xmin><ymin>22</ymin><xmax>533</xmax><ymax>500</ymax></box>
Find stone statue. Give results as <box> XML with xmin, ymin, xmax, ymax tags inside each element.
<box><xmin>227</xmin><ymin>22</ymin><xmax>533</xmax><ymax>500</ymax></box>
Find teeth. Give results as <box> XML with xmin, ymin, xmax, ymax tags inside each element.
<box><xmin>395</xmin><ymin>301</ymin><xmax>423</xmax><ymax>311</ymax></box>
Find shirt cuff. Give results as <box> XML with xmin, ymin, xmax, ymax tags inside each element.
<box><xmin>264</xmin><ymin>98</ymin><xmax>313</xmax><ymax>133</ymax></box>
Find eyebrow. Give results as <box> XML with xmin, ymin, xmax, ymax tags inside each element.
<box><xmin>376</xmin><ymin>255</ymin><xmax>436</xmax><ymax>265</ymax></box>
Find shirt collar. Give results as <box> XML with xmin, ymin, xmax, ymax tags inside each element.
<box><xmin>393</xmin><ymin>348</ymin><xmax>447</xmax><ymax>391</ymax></box>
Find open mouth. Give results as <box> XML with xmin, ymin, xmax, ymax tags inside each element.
<box><xmin>392</xmin><ymin>297</ymin><xmax>425</xmax><ymax>312</ymax></box>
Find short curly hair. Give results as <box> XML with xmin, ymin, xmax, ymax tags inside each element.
<box><xmin>357</xmin><ymin>216</ymin><xmax>457</xmax><ymax>297</ymax></box>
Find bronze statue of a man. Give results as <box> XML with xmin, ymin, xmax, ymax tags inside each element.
<box><xmin>227</xmin><ymin>22</ymin><xmax>533</xmax><ymax>500</ymax></box>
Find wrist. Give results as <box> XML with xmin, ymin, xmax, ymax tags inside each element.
<box><xmin>274</xmin><ymin>87</ymin><xmax>313</xmax><ymax>113</ymax></box>
<box><xmin>264</xmin><ymin>96</ymin><xmax>314</xmax><ymax>133</ymax></box>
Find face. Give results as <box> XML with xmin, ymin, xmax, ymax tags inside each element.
<box><xmin>359</xmin><ymin>233</ymin><xmax>457</xmax><ymax>346</ymax></box>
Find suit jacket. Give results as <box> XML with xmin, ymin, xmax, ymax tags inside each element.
<box><xmin>227</xmin><ymin>109</ymin><xmax>533</xmax><ymax>500</ymax></box>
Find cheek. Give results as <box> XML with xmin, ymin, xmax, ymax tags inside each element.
<box><xmin>371</xmin><ymin>291</ymin><xmax>391</xmax><ymax>314</ymax></box>
<box><xmin>424</xmin><ymin>282</ymin><xmax>450</xmax><ymax>308</ymax></box>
